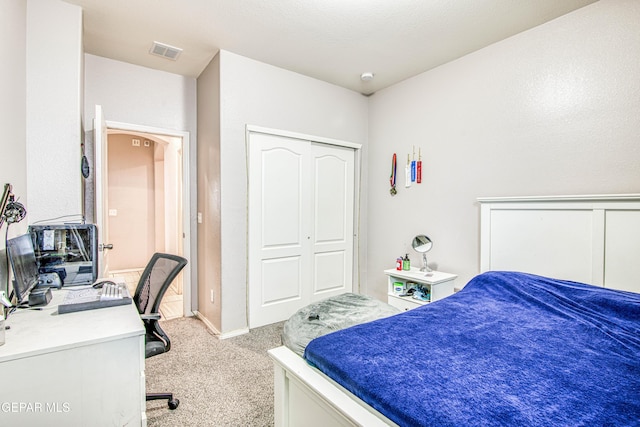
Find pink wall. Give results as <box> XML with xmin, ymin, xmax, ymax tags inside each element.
<box><xmin>107</xmin><ymin>133</ymin><xmax>156</xmax><ymax>270</ymax></box>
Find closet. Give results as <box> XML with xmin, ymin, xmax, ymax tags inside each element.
<box><xmin>248</xmin><ymin>129</ymin><xmax>358</xmax><ymax>328</ymax></box>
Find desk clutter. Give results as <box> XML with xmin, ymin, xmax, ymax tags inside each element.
<box><xmin>28</xmin><ymin>286</ymin><xmax>53</xmax><ymax>306</ymax></box>
<box><xmin>58</xmin><ymin>282</ymin><xmax>132</xmax><ymax>314</ymax></box>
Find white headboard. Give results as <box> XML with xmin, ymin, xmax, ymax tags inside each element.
<box><xmin>479</xmin><ymin>194</ymin><xmax>640</xmax><ymax>293</ymax></box>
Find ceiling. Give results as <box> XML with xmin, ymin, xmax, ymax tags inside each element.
<box><xmin>63</xmin><ymin>0</ymin><xmax>597</xmax><ymax>95</ymax></box>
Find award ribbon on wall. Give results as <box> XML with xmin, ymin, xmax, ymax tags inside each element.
<box><xmin>405</xmin><ymin>154</ymin><xmax>412</xmax><ymax>188</ymax></box>
<box><xmin>417</xmin><ymin>147</ymin><xmax>422</xmax><ymax>184</ymax></box>
<box><xmin>390</xmin><ymin>153</ymin><xmax>397</xmax><ymax>195</ymax></box>
<box><xmin>411</xmin><ymin>146</ymin><xmax>416</xmax><ymax>182</ymax></box>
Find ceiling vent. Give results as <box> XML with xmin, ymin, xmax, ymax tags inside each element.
<box><xmin>149</xmin><ymin>41</ymin><xmax>182</xmax><ymax>61</ymax></box>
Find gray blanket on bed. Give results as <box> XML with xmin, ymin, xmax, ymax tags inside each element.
<box><xmin>282</xmin><ymin>293</ymin><xmax>400</xmax><ymax>356</ymax></box>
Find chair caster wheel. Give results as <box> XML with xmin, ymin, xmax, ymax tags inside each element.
<box><xmin>168</xmin><ymin>399</ymin><xmax>179</xmax><ymax>410</ymax></box>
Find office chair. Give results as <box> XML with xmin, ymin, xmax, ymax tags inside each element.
<box><xmin>133</xmin><ymin>252</ymin><xmax>188</xmax><ymax>410</ymax></box>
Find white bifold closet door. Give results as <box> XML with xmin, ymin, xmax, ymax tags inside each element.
<box><xmin>248</xmin><ymin>131</ymin><xmax>355</xmax><ymax>328</ymax></box>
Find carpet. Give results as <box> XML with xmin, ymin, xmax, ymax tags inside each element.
<box><xmin>145</xmin><ymin>317</ymin><xmax>284</xmax><ymax>426</ymax></box>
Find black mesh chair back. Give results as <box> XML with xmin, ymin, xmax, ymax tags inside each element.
<box><xmin>133</xmin><ymin>252</ymin><xmax>187</xmax><ymax>410</ymax></box>
<box><xmin>134</xmin><ymin>252</ymin><xmax>188</xmax><ymax>318</ymax></box>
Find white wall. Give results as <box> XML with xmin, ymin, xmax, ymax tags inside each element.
<box><xmin>26</xmin><ymin>0</ymin><xmax>83</xmax><ymax>223</ymax></box>
<box><xmin>84</xmin><ymin>53</ymin><xmax>198</xmax><ymax>309</ymax></box>
<box><xmin>366</xmin><ymin>0</ymin><xmax>640</xmax><ymax>300</ymax></box>
<box><xmin>213</xmin><ymin>50</ymin><xmax>368</xmax><ymax>335</ymax></box>
<box><xmin>0</xmin><ymin>0</ymin><xmax>26</xmax><ymax>293</ymax></box>
<box><xmin>0</xmin><ymin>0</ymin><xmax>27</xmax><ymax>242</ymax></box>
<box><xmin>1</xmin><ymin>0</ymin><xmax>81</xmax><ymax>288</ymax></box>
<box><xmin>83</xmin><ymin>55</ymin><xmax>197</xmax><ymax>134</ymax></box>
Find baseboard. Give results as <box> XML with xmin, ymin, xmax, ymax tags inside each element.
<box><xmin>193</xmin><ymin>311</ymin><xmax>250</xmax><ymax>339</ymax></box>
<box><xmin>109</xmin><ymin>268</ymin><xmax>144</xmax><ymax>274</ymax></box>
<box><xmin>193</xmin><ymin>311</ymin><xmax>220</xmax><ymax>335</ymax></box>
<box><xmin>219</xmin><ymin>328</ymin><xmax>250</xmax><ymax>340</ymax></box>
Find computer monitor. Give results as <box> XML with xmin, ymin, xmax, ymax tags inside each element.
<box><xmin>6</xmin><ymin>233</ymin><xmax>40</xmax><ymax>305</ymax></box>
<box><xmin>29</xmin><ymin>224</ymin><xmax>98</xmax><ymax>286</ymax></box>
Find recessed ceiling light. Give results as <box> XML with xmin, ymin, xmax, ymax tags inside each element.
<box><xmin>360</xmin><ymin>72</ymin><xmax>374</xmax><ymax>81</ymax></box>
<box><xmin>149</xmin><ymin>41</ymin><xmax>183</xmax><ymax>61</ymax></box>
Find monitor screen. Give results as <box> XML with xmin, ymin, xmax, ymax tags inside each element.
<box><xmin>7</xmin><ymin>233</ymin><xmax>40</xmax><ymax>305</ymax></box>
<box><xmin>29</xmin><ymin>224</ymin><xmax>98</xmax><ymax>285</ymax></box>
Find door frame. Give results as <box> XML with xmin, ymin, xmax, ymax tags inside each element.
<box><xmin>104</xmin><ymin>120</ymin><xmax>192</xmax><ymax>316</ymax></box>
<box><xmin>245</xmin><ymin>125</ymin><xmax>362</xmax><ymax>326</ymax></box>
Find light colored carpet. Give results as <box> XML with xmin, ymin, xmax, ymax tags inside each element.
<box><xmin>145</xmin><ymin>317</ymin><xmax>284</xmax><ymax>427</ymax></box>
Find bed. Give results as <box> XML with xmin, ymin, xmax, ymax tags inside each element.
<box><xmin>268</xmin><ymin>194</ymin><xmax>640</xmax><ymax>426</ymax></box>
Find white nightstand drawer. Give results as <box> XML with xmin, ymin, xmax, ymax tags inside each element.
<box><xmin>387</xmin><ymin>294</ymin><xmax>424</xmax><ymax>311</ymax></box>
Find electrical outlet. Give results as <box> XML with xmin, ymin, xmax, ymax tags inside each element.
<box><xmin>132</xmin><ymin>139</ymin><xmax>140</xmax><ymax>146</ymax></box>
<box><xmin>210</xmin><ymin>290</ymin><xmax>214</xmax><ymax>303</ymax></box>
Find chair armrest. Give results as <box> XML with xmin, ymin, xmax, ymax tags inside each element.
<box><xmin>141</xmin><ymin>314</ymin><xmax>161</xmax><ymax>321</ymax></box>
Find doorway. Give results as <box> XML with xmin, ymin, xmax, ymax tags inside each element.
<box><xmin>105</xmin><ymin>130</ymin><xmax>184</xmax><ymax>318</ymax></box>
<box><xmin>91</xmin><ymin>106</ymin><xmax>192</xmax><ymax>318</ymax></box>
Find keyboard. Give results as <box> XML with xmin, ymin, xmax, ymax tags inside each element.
<box><xmin>59</xmin><ymin>283</ymin><xmax>132</xmax><ymax>314</ymax></box>
<box><xmin>100</xmin><ymin>282</ymin><xmax>131</xmax><ymax>301</ymax></box>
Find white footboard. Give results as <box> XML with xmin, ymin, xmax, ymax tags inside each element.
<box><xmin>268</xmin><ymin>346</ymin><xmax>396</xmax><ymax>427</ymax></box>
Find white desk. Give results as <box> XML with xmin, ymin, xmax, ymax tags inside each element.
<box><xmin>0</xmin><ymin>288</ymin><xmax>146</xmax><ymax>426</ymax></box>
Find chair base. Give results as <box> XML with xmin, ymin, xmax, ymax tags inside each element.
<box><xmin>146</xmin><ymin>392</ymin><xmax>180</xmax><ymax>410</ymax></box>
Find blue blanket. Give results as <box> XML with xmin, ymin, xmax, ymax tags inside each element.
<box><xmin>304</xmin><ymin>271</ymin><xmax>640</xmax><ymax>426</ymax></box>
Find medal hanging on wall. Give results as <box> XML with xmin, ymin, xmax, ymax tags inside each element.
<box><xmin>417</xmin><ymin>147</ymin><xmax>422</xmax><ymax>184</ymax></box>
<box><xmin>390</xmin><ymin>153</ymin><xmax>397</xmax><ymax>196</ymax></box>
<box><xmin>411</xmin><ymin>146</ymin><xmax>416</xmax><ymax>182</ymax></box>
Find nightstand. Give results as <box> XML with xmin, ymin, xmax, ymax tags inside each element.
<box><xmin>385</xmin><ymin>268</ymin><xmax>457</xmax><ymax>311</ymax></box>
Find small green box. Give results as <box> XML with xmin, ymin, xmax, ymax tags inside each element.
<box><xmin>393</xmin><ymin>281</ymin><xmax>404</xmax><ymax>294</ymax></box>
